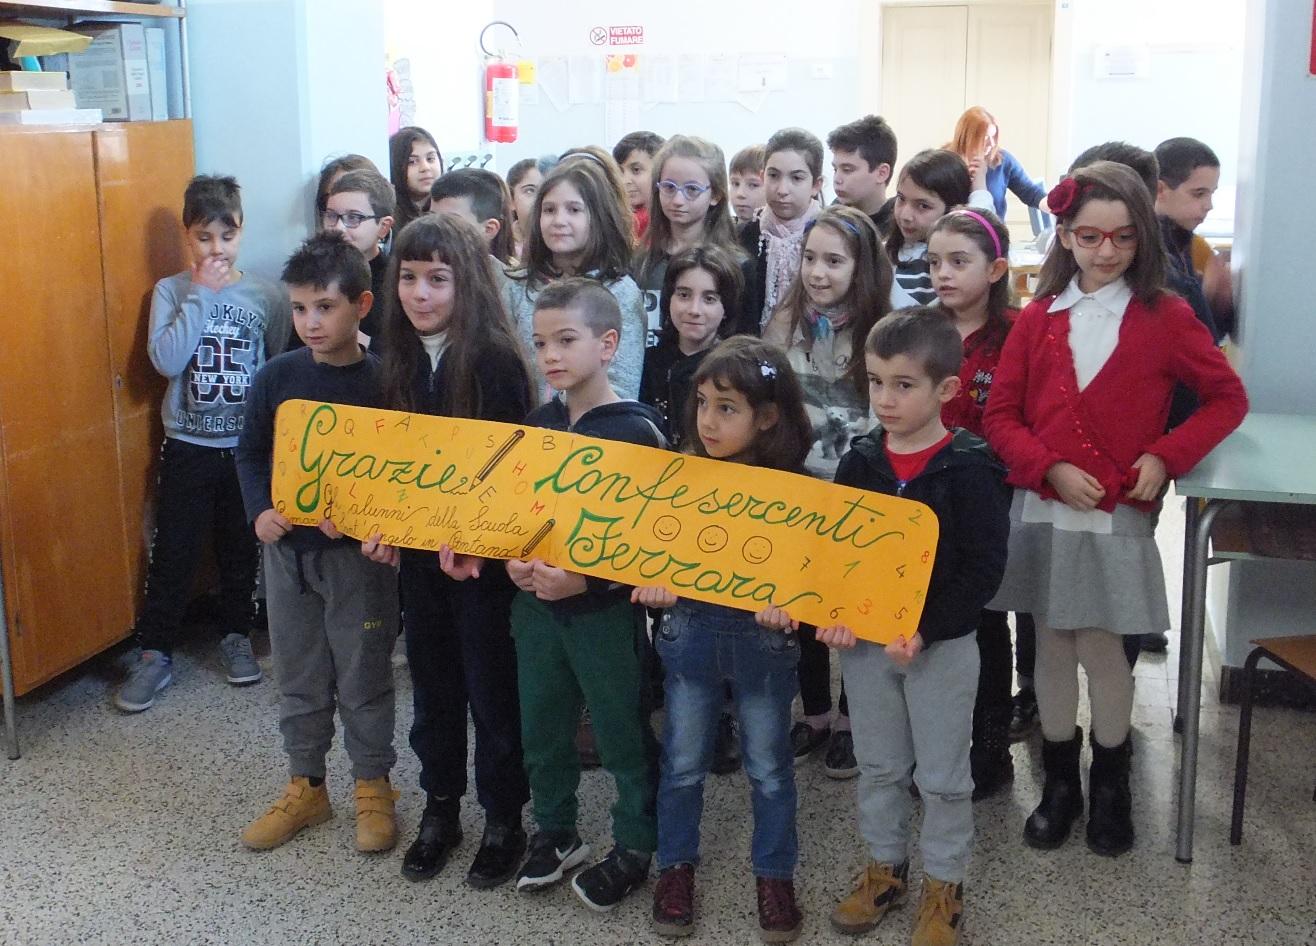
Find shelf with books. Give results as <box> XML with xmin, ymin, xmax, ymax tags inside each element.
<box><xmin>0</xmin><ymin>1</ymin><xmax>182</xmax><ymax>18</ymax></box>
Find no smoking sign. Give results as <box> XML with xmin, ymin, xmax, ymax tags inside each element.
<box><xmin>589</xmin><ymin>25</ymin><xmax>644</xmax><ymax>47</ymax></box>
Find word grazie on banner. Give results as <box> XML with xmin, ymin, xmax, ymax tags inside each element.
<box><xmin>271</xmin><ymin>400</ymin><xmax>939</xmax><ymax>643</ymax></box>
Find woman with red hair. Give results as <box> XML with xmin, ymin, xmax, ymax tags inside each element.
<box><xmin>948</xmin><ymin>106</ymin><xmax>1048</xmax><ymax>220</ymax></box>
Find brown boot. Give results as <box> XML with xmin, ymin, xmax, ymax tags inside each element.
<box><xmin>355</xmin><ymin>777</ymin><xmax>400</xmax><ymax>853</ymax></box>
<box><xmin>241</xmin><ymin>777</ymin><xmax>331</xmax><ymax>850</ymax></box>
<box><xmin>911</xmin><ymin>875</ymin><xmax>964</xmax><ymax>946</ymax></box>
<box><xmin>830</xmin><ymin>860</ymin><xmax>908</xmax><ymax>935</ymax></box>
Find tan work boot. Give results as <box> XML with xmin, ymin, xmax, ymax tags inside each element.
<box><xmin>241</xmin><ymin>777</ymin><xmax>331</xmax><ymax>850</ymax></box>
<box><xmin>830</xmin><ymin>860</ymin><xmax>908</xmax><ymax>935</ymax></box>
<box><xmin>355</xmin><ymin>777</ymin><xmax>400</xmax><ymax>852</ymax></box>
<box><xmin>911</xmin><ymin>876</ymin><xmax>964</xmax><ymax>946</ymax></box>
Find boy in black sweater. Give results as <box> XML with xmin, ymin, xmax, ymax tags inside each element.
<box><xmin>777</xmin><ymin>309</ymin><xmax>1009</xmax><ymax>946</ymax></box>
<box><xmin>443</xmin><ymin>278</ymin><xmax>665</xmax><ymax>913</ymax></box>
<box><xmin>235</xmin><ymin>232</ymin><xmax>400</xmax><ymax>855</ymax></box>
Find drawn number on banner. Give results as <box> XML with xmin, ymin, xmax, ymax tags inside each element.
<box><xmin>894</xmin><ymin>606</ymin><xmax>908</xmax><ymax>621</ymax></box>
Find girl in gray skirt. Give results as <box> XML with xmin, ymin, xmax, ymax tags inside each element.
<box><xmin>982</xmin><ymin>162</ymin><xmax>1247</xmax><ymax>857</ymax></box>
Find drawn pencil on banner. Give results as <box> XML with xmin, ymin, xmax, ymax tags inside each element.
<box><xmin>474</xmin><ymin>429</ymin><xmax>525</xmax><ymax>484</ymax></box>
<box><xmin>522</xmin><ymin>518</ymin><xmax>555</xmax><ymax>558</ymax></box>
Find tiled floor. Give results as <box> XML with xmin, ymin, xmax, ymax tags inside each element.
<box><xmin>2</xmin><ymin>497</ymin><xmax>1313</xmax><ymax>946</ymax></box>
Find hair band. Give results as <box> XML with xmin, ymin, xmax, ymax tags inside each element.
<box><xmin>805</xmin><ymin>216</ymin><xmax>864</xmax><ymax>240</ymax></box>
<box><xmin>562</xmin><ymin>150</ymin><xmax>607</xmax><ymax>169</ymax></box>
<box><xmin>951</xmin><ymin>209</ymin><xmax>1003</xmax><ymax>259</ymax></box>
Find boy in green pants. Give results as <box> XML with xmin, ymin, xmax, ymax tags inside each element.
<box><xmin>442</xmin><ymin>277</ymin><xmax>665</xmax><ymax>912</ymax></box>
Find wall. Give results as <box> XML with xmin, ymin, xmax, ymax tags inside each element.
<box><xmin>1051</xmin><ymin>0</ymin><xmax>1246</xmax><ymax>234</ymax></box>
<box><xmin>188</xmin><ymin>0</ymin><xmax>388</xmax><ymax>279</ymax></box>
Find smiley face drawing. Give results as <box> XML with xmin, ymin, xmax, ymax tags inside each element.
<box><xmin>696</xmin><ymin>525</ymin><xmax>728</xmax><ymax>553</ymax></box>
<box><xmin>741</xmin><ymin>535</ymin><xmax>773</xmax><ymax>565</ymax></box>
<box><xmin>653</xmin><ymin>515</ymin><xmax>682</xmax><ymax>542</ymax></box>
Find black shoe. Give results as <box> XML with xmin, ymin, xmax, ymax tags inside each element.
<box><xmin>824</xmin><ymin>728</ymin><xmax>859</xmax><ymax>779</ymax></box>
<box><xmin>1139</xmin><ymin>632</ymin><xmax>1169</xmax><ymax>654</ymax></box>
<box><xmin>466</xmin><ymin>819</ymin><xmax>527</xmax><ymax>889</ymax></box>
<box><xmin>971</xmin><ymin>749</ymin><xmax>1015</xmax><ymax>801</ymax></box>
<box><xmin>710</xmin><ymin>711</ymin><xmax>741</xmax><ymax>775</ymax></box>
<box><xmin>1024</xmin><ymin>727</ymin><xmax>1084</xmax><ymax>850</ymax></box>
<box><xmin>1009</xmin><ymin>688</ymin><xmax>1039</xmax><ymax>742</ymax></box>
<box><xmin>572</xmin><ymin>846</ymin><xmax>651</xmax><ymax>912</ymax></box>
<box><xmin>401</xmin><ymin>797</ymin><xmax>462</xmax><ymax>882</ymax></box>
<box><xmin>790</xmin><ymin>721</ymin><xmax>829</xmax><ymax>764</ymax></box>
<box><xmin>516</xmin><ymin>829</ymin><xmax>591</xmax><ymax>892</ymax></box>
<box><xmin>1086</xmin><ymin>734</ymin><xmax>1134</xmax><ymax>857</ymax></box>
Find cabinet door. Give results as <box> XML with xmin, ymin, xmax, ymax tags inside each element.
<box><xmin>0</xmin><ymin>129</ymin><xmax>133</xmax><ymax>694</ymax></box>
<box><xmin>881</xmin><ymin>5</ymin><xmax>969</xmax><ymax>180</ymax></box>
<box><xmin>94</xmin><ymin>120</ymin><xmax>196</xmax><ymax>613</ymax></box>
<box><xmin>966</xmin><ymin>3</ymin><xmax>1054</xmax><ymax>234</ymax></box>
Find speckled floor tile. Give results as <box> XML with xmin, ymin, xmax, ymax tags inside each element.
<box><xmin>1</xmin><ymin>499</ymin><xmax>1313</xmax><ymax>945</ymax></box>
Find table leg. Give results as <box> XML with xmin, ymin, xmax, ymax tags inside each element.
<box><xmin>1175</xmin><ymin>497</ymin><xmax>1200</xmax><ymax>733</ymax></box>
<box><xmin>1230</xmin><ymin>646</ymin><xmax>1264</xmax><ymax>845</ymax></box>
<box><xmin>1176</xmin><ymin>498</ymin><xmax>1226</xmax><ymax>862</ymax></box>
<box><xmin>0</xmin><ymin>564</ymin><xmax>19</xmax><ymax>760</ymax></box>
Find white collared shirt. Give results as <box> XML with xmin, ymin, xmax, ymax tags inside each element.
<box><xmin>1048</xmin><ymin>276</ymin><xmax>1132</xmax><ymax>391</ymax></box>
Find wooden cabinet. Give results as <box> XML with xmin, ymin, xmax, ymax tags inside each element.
<box><xmin>0</xmin><ymin>119</ymin><xmax>194</xmax><ymax>694</ymax></box>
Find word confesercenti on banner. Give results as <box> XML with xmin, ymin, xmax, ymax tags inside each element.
<box><xmin>272</xmin><ymin>400</ymin><xmax>939</xmax><ymax>643</ymax></box>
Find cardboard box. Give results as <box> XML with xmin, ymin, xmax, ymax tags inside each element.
<box><xmin>67</xmin><ymin>23</ymin><xmax>150</xmax><ymax>121</ymax></box>
<box><xmin>0</xmin><ymin>107</ymin><xmax>102</xmax><ymax>125</ymax></box>
<box><xmin>0</xmin><ymin>89</ymin><xmax>76</xmax><ymax>110</ymax></box>
<box><xmin>0</xmin><ymin>70</ymin><xmax>67</xmax><ymax>92</ymax></box>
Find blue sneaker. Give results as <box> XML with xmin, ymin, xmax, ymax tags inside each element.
<box><xmin>114</xmin><ymin>650</ymin><xmax>173</xmax><ymax>712</ymax></box>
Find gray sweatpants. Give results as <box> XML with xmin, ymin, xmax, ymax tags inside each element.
<box><xmin>840</xmin><ymin>634</ymin><xmax>978</xmax><ymax>882</ymax></box>
<box><xmin>263</xmin><ymin>541</ymin><xmax>399</xmax><ymax>781</ymax></box>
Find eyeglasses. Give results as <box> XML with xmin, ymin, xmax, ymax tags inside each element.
<box><xmin>1068</xmin><ymin>225</ymin><xmax>1138</xmax><ymax>250</ymax></box>
<box><xmin>321</xmin><ymin>210</ymin><xmax>380</xmax><ymax>230</ymax></box>
<box><xmin>657</xmin><ymin>180</ymin><xmax>712</xmax><ymax>201</ymax></box>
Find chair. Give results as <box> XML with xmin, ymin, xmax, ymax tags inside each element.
<box><xmin>1230</xmin><ymin>634</ymin><xmax>1316</xmax><ymax>844</ymax></box>
<box><xmin>1028</xmin><ymin>179</ymin><xmax>1052</xmax><ymax>237</ymax></box>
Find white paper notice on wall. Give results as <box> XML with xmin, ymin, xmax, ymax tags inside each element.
<box><xmin>569</xmin><ymin>55</ymin><xmax>604</xmax><ymax>104</ymax></box>
<box><xmin>538</xmin><ymin>55</ymin><xmax>569</xmax><ymax>110</ymax></box>
<box><xmin>1093</xmin><ymin>45</ymin><xmax>1150</xmax><ymax>79</ymax></box>
<box><xmin>677</xmin><ymin>53</ymin><xmax>706</xmax><ymax>102</ymax></box>
<box><xmin>704</xmin><ymin>53</ymin><xmax>737</xmax><ymax>102</ymax></box>
<box><xmin>644</xmin><ymin>53</ymin><xmax>678</xmax><ymax>105</ymax></box>
<box><xmin>738</xmin><ymin>53</ymin><xmax>788</xmax><ymax>92</ymax></box>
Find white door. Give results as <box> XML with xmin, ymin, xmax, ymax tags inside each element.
<box><xmin>880</xmin><ymin>4</ymin><xmax>969</xmax><ymax>181</ymax></box>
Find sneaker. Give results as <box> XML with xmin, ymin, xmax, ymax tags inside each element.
<box><xmin>219</xmin><ymin>632</ymin><xmax>262</xmax><ymax>685</ymax></box>
<box><xmin>823</xmin><ymin>729</ymin><xmax>859</xmax><ymax>779</ymax></box>
<box><xmin>911</xmin><ymin>876</ymin><xmax>964</xmax><ymax>946</ymax></box>
<box><xmin>572</xmin><ymin>846</ymin><xmax>651</xmax><ymax>912</ymax></box>
<box><xmin>466</xmin><ymin>819</ymin><xmax>527</xmax><ymax>889</ymax></box>
<box><xmin>113</xmin><ymin>650</ymin><xmax>173</xmax><ymax>712</ymax></box>
<box><xmin>1008</xmin><ymin>688</ymin><xmax>1039</xmax><ymax>742</ymax></box>
<box><xmin>710</xmin><ymin>712</ymin><xmax>742</xmax><ymax>775</ymax></box>
<box><xmin>790</xmin><ymin>721</ymin><xmax>829</xmax><ymax>764</ymax></box>
<box><xmin>756</xmin><ymin>876</ymin><xmax>803</xmax><ymax>943</ymax></box>
<box><xmin>354</xmin><ymin>777</ymin><xmax>400</xmax><ymax>853</ymax></box>
<box><xmin>831</xmin><ymin>860</ymin><xmax>908</xmax><ymax>935</ymax></box>
<box><xmin>652</xmin><ymin>863</ymin><xmax>695</xmax><ymax>937</ymax></box>
<box><xmin>241</xmin><ymin>777</ymin><xmax>332</xmax><ymax>850</ymax></box>
<box><xmin>516</xmin><ymin>830</ymin><xmax>591</xmax><ymax>892</ymax></box>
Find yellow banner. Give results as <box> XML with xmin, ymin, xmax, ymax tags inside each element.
<box><xmin>272</xmin><ymin>400</ymin><xmax>939</xmax><ymax>643</ymax></box>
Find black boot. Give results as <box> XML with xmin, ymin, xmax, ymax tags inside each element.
<box><xmin>466</xmin><ymin>817</ymin><xmax>527</xmax><ymax>889</ymax></box>
<box><xmin>1086</xmin><ymin>733</ymin><xmax>1134</xmax><ymax>857</ymax></box>
<box><xmin>1024</xmin><ymin>727</ymin><xmax>1083</xmax><ymax>849</ymax></box>
<box><xmin>401</xmin><ymin>795</ymin><xmax>462</xmax><ymax>881</ymax></box>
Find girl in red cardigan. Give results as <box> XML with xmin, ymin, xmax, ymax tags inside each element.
<box><xmin>982</xmin><ymin>162</ymin><xmax>1246</xmax><ymax>857</ymax></box>
<box><xmin>929</xmin><ymin>207</ymin><xmax>1019</xmax><ymax>801</ymax></box>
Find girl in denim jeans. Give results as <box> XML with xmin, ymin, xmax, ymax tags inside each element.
<box><xmin>633</xmin><ymin>338</ymin><xmax>814</xmax><ymax>943</ymax></box>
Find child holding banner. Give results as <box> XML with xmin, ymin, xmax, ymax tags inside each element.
<box><xmin>639</xmin><ymin>336</ymin><xmax>812</xmax><ymax>943</ymax></box>
<box><xmin>773</xmin><ymin>310</ymin><xmax>1010</xmax><ymax>946</ymax></box>
<box><xmin>235</xmin><ymin>232</ymin><xmax>400</xmax><ymax>854</ymax></box>
<box><xmin>377</xmin><ymin>215</ymin><xmax>537</xmax><ymax>889</ymax></box>
<box><xmin>763</xmin><ymin>205</ymin><xmax>894</xmax><ymax>779</ymax></box>
<box><xmin>445</xmin><ymin>278</ymin><xmax>666</xmax><ymax>912</ymax></box>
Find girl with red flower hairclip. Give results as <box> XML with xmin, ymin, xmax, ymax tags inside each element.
<box><xmin>982</xmin><ymin>160</ymin><xmax>1247</xmax><ymax>859</ymax></box>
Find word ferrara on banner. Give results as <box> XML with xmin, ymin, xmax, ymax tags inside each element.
<box><xmin>272</xmin><ymin>400</ymin><xmax>939</xmax><ymax>643</ymax></box>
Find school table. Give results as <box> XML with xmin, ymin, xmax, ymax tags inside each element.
<box><xmin>1171</xmin><ymin>411</ymin><xmax>1316</xmax><ymax>862</ymax></box>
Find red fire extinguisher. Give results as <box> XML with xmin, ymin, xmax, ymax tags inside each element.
<box><xmin>481</xmin><ymin>21</ymin><xmax>519</xmax><ymax>144</ymax></box>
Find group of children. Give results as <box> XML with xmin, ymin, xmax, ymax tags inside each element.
<box><xmin>113</xmin><ymin>112</ymin><xmax>1248</xmax><ymax>945</ymax></box>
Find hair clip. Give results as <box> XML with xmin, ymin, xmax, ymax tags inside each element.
<box><xmin>759</xmin><ymin>362</ymin><xmax>777</xmax><ymax>379</ymax></box>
